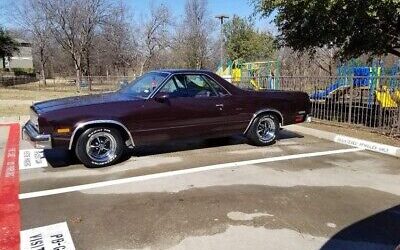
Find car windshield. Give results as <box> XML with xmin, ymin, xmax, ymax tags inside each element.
<box><xmin>119</xmin><ymin>72</ymin><xmax>169</xmax><ymax>98</ymax></box>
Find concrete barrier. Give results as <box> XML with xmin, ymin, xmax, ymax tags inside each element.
<box><xmin>286</xmin><ymin>125</ymin><xmax>400</xmax><ymax>158</ymax></box>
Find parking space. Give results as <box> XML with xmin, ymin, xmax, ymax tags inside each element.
<box><xmin>19</xmin><ymin>130</ymin><xmax>354</xmax><ymax>193</ymax></box>
<box><xmin>2</xmin><ymin>125</ymin><xmax>400</xmax><ymax>249</ymax></box>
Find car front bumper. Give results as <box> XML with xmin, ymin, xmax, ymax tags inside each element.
<box><xmin>22</xmin><ymin>121</ymin><xmax>52</xmax><ymax>149</ymax></box>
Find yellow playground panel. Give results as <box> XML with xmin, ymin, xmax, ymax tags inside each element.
<box><xmin>375</xmin><ymin>87</ymin><xmax>400</xmax><ymax>108</ymax></box>
<box><xmin>216</xmin><ymin>60</ymin><xmax>281</xmax><ymax>90</ymax></box>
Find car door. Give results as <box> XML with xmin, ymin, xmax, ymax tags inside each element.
<box><xmin>133</xmin><ymin>74</ymin><xmax>227</xmax><ymax>145</ymax></box>
<box><xmin>202</xmin><ymin>74</ymin><xmax>251</xmax><ymax>133</ymax></box>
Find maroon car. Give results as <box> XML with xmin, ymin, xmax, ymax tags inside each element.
<box><xmin>23</xmin><ymin>70</ymin><xmax>310</xmax><ymax>167</ymax></box>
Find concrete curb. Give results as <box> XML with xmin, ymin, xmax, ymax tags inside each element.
<box><xmin>286</xmin><ymin>124</ymin><xmax>400</xmax><ymax>158</ymax></box>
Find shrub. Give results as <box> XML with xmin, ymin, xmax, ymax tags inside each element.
<box><xmin>12</xmin><ymin>68</ymin><xmax>35</xmax><ymax>77</ymax></box>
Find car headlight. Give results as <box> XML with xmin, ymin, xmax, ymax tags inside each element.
<box><xmin>30</xmin><ymin>108</ymin><xmax>39</xmax><ymax>130</ymax></box>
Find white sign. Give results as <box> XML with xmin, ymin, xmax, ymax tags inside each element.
<box><xmin>20</xmin><ymin>222</ymin><xmax>75</xmax><ymax>250</ymax></box>
<box><xmin>19</xmin><ymin>149</ymin><xmax>48</xmax><ymax>170</ymax></box>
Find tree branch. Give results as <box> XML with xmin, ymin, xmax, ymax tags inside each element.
<box><xmin>388</xmin><ymin>48</ymin><xmax>400</xmax><ymax>57</ymax></box>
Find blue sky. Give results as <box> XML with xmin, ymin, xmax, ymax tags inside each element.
<box><xmin>126</xmin><ymin>0</ymin><xmax>276</xmax><ymax>33</ymax></box>
<box><xmin>0</xmin><ymin>0</ymin><xmax>276</xmax><ymax>33</ymax></box>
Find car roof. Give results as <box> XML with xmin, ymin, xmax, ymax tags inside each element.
<box><xmin>148</xmin><ymin>69</ymin><xmax>241</xmax><ymax>95</ymax></box>
<box><xmin>150</xmin><ymin>69</ymin><xmax>214</xmax><ymax>75</ymax></box>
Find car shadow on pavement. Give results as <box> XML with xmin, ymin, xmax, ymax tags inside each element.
<box><xmin>42</xmin><ymin>129</ymin><xmax>303</xmax><ymax>168</ymax></box>
<box><xmin>321</xmin><ymin>205</ymin><xmax>400</xmax><ymax>250</ymax></box>
<box><xmin>128</xmin><ymin>129</ymin><xmax>303</xmax><ymax>157</ymax></box>
<box><xmin>43</xmin><ymin>149</ymin><xmax>80</xmax><ymax>168</ymax></box>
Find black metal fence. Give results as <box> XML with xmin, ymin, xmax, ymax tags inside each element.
<box><xmin>0</xmin><ymin>75</ymin><xmax>37</xmax><ymax>87</ymax></box>
<box><xmin>228</xmin><ymin>75</ymin><xmax>400</xmax><ymax>137</ymax></box>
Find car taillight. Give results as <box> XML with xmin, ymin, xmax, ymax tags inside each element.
<box><xmin>295</xmin><ymin>114</ymin><xmax>305</xmax><ymax>123</ymax></box>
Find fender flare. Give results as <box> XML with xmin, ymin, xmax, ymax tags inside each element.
<box><xmin>68</xmin><ymin>120</ymin><xmax>134</xmax><ymax>150</ymax></box>
<box><xmin>243</xmin><ymin>109</ymin><xmax>284</xmax><ymax>134</ymax></box>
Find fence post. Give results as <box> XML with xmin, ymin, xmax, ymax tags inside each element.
<box><xmin>347</xmin><ymin>75</ymin><xmax>354</xmax><ymax>124</ymax></box>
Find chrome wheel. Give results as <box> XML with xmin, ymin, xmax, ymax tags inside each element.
<box><xmin>256</xmin><ymin>116</ymin><xmax>276</xmax><ymax>142</ymax></box>
<box><xmin>85</xmin><ymin>132</ymin><xmax>117</xmax><ymax>163</ymax></box>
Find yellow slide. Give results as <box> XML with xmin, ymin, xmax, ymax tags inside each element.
<box><xmin>375</xmin><ymin>87</ymin><xmax>398</xmax><ymax>108</ymax></box>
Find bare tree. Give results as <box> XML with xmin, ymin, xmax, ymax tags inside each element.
<box><xmin>80</xmin><ymin>0</ymin><xmax>112</xmax><ymax>87</ymax></box>
<box><xmin>16</xmin><ymin>0</ymin><xmax>52</xmax><ymax>85</ymax></box>
<box><xmin>312</xmin><ymin>47</ymin><xmax>338</xmax><ymax>76</ymax></box>
<box><xmin>9</xmin><ymin>0</ymin><xmax>217</xmax><ymax>77</ymax></box>
<box><xmin>98</xmin><ymin>3</ymin><xmax>139</xmax><ymax>76</ymax></box>
<box><xmin>37</xmin><ymin>0</ymin><xmax>111</xmax><ymax>88</ymax></box>
<box><xmin>139</xmin><ymin>3</ymin><xmax>171</xmax><ymax>74</ymax></box>
<box><xmin>278</xmin><ymin>47</ymin><xmax>314</xmax><ymax>76</ymax></box>
<box><xmin>278</xmin><ymin>47</ymin><xmax>339</xmax><ymax>76</ymax></box>
<box><xmin>175</xmin><ymin>0</ymin><xmax>214</xmax><ymax>69</ymax></box>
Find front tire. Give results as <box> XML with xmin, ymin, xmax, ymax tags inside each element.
<box><xmin>246</xmin><ymin>113</ymin><xmax>279</xmax><ymax>146</ymax></box>
<box><xmin>75</xmin><ymin>127</ymin><xmax>124</xmax><ymax>168</ymax></box>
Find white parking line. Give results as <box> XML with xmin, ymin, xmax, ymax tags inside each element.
<box><xmin>19</xmin><ymin>147</ymin><xmax>363</xmax><ymax>200</ymax></box>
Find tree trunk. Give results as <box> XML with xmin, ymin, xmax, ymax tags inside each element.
<box><xmin>74</xmin><ymin>56</ymin><xmax>81</xmax><ymax>90</ymax></box>
<box><xmin>140</xmin><ymin>62</ymin><xmax>145</xmax><ymax>76</ymax></box>
<box><xmin>75</xmin><ymin>66</ymin><xmax>81</xmax><ymax>90</ymax></box>
<box><xmin>86</xmin><ymin>50</ymin><xmax>92</xmax><ymax>91</ymax></box>
<box><xmin>40</xmin><ymin>67</ymin><xmax>46</xmax><ymax>86</ymax></box>
<box><xmin>40</xmin><ymin>49</ymin><xmax>47</xmax><ymax>86</ymax></box>
<box><xmin>2</xmin><ymin>57</ymin><xmax>5</xmax><ymax>69</ymax></box>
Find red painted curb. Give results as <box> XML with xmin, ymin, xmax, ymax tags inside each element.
<box><xmin>0</xmin><ymin>124</ymin><xmax>20</xmax><ymax>250</ymax></box>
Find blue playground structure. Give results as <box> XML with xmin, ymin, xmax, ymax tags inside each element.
<box><xmin>310</xmin><ymin>61</ymin><xmax>400</xmax><ymax>108</ymax></box>
<box><xmin>311</xmin><ymin>67</ymin><xmax>374</xmax><ymax>100</ymax></box>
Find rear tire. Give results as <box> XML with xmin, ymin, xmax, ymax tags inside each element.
<box><xmin>246</xmin><ymin>113</ymin><xmax>279</xmax><ymax>146</ymax></box>
<box><xmin>75</xmin><ymin>127</ymin><xmax>124</xmax><ymax>168</ymax></box>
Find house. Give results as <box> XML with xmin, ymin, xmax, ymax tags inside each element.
<box><xmin>1</xmin><ymin>38</ymin><xmax>34</xmax><ymax>70</ymax></box>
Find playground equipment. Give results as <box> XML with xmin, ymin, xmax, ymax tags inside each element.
<box><xmin>216</xmin><ymin>59</ymin><xmax>281</xmax><ymax>90</ymax></box>
<box><xmin>309</xmin><ymin>61</ymin><xmax>400</xmax><ymax>133</ymax></box>
<box><xmin>376</xmin><ymin>86</ymin><xmax>398</xmax><ymax>108</ymax></box>
<box><xmin>310</xmin><ymin>62</ymin><xmax>400</xmax><ymax>108</ymax></box>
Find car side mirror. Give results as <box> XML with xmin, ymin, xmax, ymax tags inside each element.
<box><xmin>154</xmin><ymin>93</ymin><xmax>170</xmax><ymax>103</ymax></box>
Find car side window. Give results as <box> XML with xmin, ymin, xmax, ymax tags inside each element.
<box><xmin>185</xmin><ymin>75</ymin><xmax>217</xmax><ymax>98</ymax></box>
<box><xmin>202</xmin><ymin>75</ymin><xmax>230</xmax><ymax>96</ymax></box>
<box><xmin>158</xmin><ymin>76</ymin><xmax>188</xmax><ymax>98</ymax></box>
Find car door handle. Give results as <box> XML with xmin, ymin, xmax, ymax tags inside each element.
<box><xmin>216</xmin><ymin>104</ymin><xmax>224</xmax><ymax>107</ymax></box>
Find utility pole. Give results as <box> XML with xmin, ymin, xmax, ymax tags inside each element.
<box><xmin>215</xmin><ymin>15</ymin><xmax>229</xmax><ymax>68</ymax></box>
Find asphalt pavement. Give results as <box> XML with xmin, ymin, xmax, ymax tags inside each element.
<box><xmin>8</xmin><ymin>128</ymin><xmax>400</xmax><ymax>249</ymax></box>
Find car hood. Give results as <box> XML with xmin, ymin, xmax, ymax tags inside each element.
<box><xmin>33</xmin><ymin>92</ymin><xmax>137</xmax><ymax>113</ymax></box>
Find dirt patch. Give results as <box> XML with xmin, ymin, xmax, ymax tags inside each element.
<box><xmin>0</xmin><ymin>87</ymin><xmax>81</xmax><ymax>101</ymax></box>
<box><xmin>0</xmin><ymin>87</ymin><xmax>92</xmax><ymax>116</ymax></box>
<box><xmin>0</xmin><ymin>104</ymin><xmax>30</xmax><ymax>117</ymax></box>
